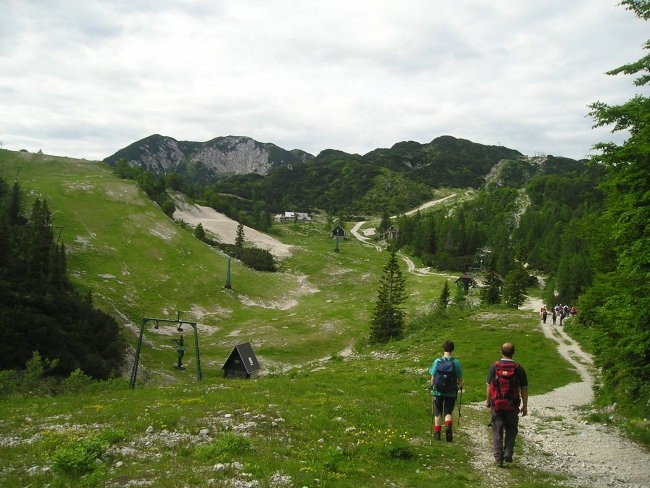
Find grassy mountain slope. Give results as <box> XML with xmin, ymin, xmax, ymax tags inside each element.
<box><xmin>0</xmin><ymin>149</ymin><xmax>581</xmax><ymax>487</ymax></box>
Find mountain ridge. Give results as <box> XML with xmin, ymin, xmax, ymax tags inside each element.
<box><xmin>103</xmin><ymin>134</ymin><xmax>314</xmax><ymax>179</ymax></box>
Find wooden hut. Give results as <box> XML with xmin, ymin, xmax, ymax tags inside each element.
<box><xmin>221</xmin><ymin>342</ymin><xmax>260</xmax><ymax>379</ymax></box>
<box><xmin>455</xmin><ymin>272</ymin><xmax>477</xmax><ymax>293</ymax></box>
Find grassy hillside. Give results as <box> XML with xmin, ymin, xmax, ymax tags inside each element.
<box><xmin>0</xmin><ymin>150</ymin><xmax>581</xmax><ymax>487</ymax></box>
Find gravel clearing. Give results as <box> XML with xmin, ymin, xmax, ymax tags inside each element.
<box><xmin>465</xmin><ymin>298</ymin><xmax>650</xmax><ymax>488</ymax></box>
<box><xmin>172</xmin><ymin>196</ymin><xmax>295</xmax><ymax>258</ymax></box>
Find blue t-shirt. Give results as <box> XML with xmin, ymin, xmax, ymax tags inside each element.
<box><xmin>429</xmin><ymin>356</ymin><xmax>463</xmax><ymax>397</ymax></box>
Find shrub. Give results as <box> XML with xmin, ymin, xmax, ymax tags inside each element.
<box><xmin>60</xmin><ymin>368</ymin><xmax>93</xmax><ymax>394</ymax></box>
<box><xmin>218</xmin><ymin>244</ymin><xmax>276</xmax><ymax>271</ymax></box>
<box><xmin>52</xmin><ymin>437</ymin><xmax>106</xmax><ymax>476</ymax></box>
<box><xmin>194</xmin><ymin>432</ymin><xmax>252</xmax><ymax>461</ymax></box>
<box><xmin>0</xmin><ymin>369</ymin><xmax>18</xmax><ymax>397</ymax></box>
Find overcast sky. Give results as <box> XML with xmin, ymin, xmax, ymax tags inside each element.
<box><xmin>1</xmin><ymin>0</ymin><xmax>647</xmax><ymax>161</ymax></box>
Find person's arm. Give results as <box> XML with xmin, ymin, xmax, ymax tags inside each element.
<box><xmin>518</xmin><ymin>366</ymin><xmax>529</xmax><ymax>416</ymax></box>
<box><xmin>520</xmin><ymin>388</ymin><xmax>528</xmax><ymax>416</ymax></box>
<box><xmin>485</xmin><ymin>365</ymin><xmax>494</xmax><ymax>407</ymax></box>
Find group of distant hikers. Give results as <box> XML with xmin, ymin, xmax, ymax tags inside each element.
<box><xmin>429</xmin><ymin>340</ymin><xmax>528</xmax><ymax>468</ymax></box>
<box><xmin>539</xmin><ymin>304</ymin><xmax>578</xmax><ymax>326</ymax></box>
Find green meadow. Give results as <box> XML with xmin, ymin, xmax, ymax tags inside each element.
<box><xmin>0</xmin><ymin>150</ymin><xmax>580</xmax><ymax>487</ymax></box>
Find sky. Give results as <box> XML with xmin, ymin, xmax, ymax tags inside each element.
<box><xmin>1</xmin><ymin>0</ymin><xmax>648</xmax><ymax>161</ymax></box>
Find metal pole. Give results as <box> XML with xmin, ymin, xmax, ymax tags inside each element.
<box><xmin>129</xmin><ymin>319</ymin><xmax>146</xmax><ymax>389</ymax></box>
<box><xmin>225</xmin><ymin>257</ymin><xmax>231</xmax><ymax>289</ymax></box>
<box><xmin>430</xmin><ymin>395</ymin><xmax>434</xmax><ymax>445</ymax></box>
<box><xmin>192</xmin><ymin>323</ymin><xmax>203</xmax><ymax>381</ymax></box>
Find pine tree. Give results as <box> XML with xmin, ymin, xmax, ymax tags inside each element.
<box><xmin>481</xmin><ymin>267</ymin><xmax>502</xmax><ymax>305</ymax></box>
<box><xmin>580</xmin><ymin>0</ymin><xmax>650</xmax><ymax>415</ymax></box>
<box><xmin>438</xmin><ymin>280</ymin><xmax>451</xmax><ymax>309</ymax></box>
<box><xmin>379</xmin><ymin>210</ymin><xmax>392</xmax><ymax>234</ymax></box>
<box><xmin>235</xmin><ymin>223</ymin><xmax>245</xmax><ymax>247</ymax></box>
<box><xmin>502</xmin><ymin>261</ymin><xmax>529</xmax><ymax>309</ymax></box>
<box><xmin>194</xmin><ymin>223</ymin><xmax>206</xmax><ymax>241</ymax></box>
<box><xmin>453</xmin><ymin>282</ymin><xmax>467</xmax><ymax>308</ymax></box>
<box><xmin>370</xmin><ymin>250</ymin><xmax>407</xmax><ymax>343</ymax></box>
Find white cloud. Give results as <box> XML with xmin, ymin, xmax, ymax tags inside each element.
<box><xmin>0</xmin><ymin>0</ymin><xmax>647</xmax><ymax>160</ymax></box>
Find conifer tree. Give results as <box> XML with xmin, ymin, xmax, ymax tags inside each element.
<box><xmin>235</xmin><ymin>223</ymin><xmax>245</xmax><ymax>247</ymax></box>
<box><xmin>379</xmin><ymin>210</ymin><xmax>392</xmax><ymax>234</ymax></box>
<box><xmin>453</xmin><ymin>282</ymin><xmax>467</xmax><ymax>308</ymax></box>
<box><xmin>481</xmin><ymin>267</ymin><xmax>502</xmax><ymax>305</ymax></box>
<box><xmin>194</xmin><ymin>223</ymin><xmax>206</xmax><ymax>241</ymax></box>
<box><xmin>579</xmin><ymin>0</ymin><xmax>650</xmax><ymax>415</ymax></box>
<box><xmin>438</xmin><ymin>280</ymin><xmax>451</xmax><ymax>309</ymax></box>
<box><xmin>370</xmin><ymin>250</ymin><xmax>407</xmax><ymax>343</ymax></box>
<box><xmin>502</xmin><ymin>261</ymin><xmax>529</xmax><ymax>309</ymax></box>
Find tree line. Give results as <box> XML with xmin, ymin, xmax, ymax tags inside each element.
<box><xmin>0</xmin><ymin>177</ymin><xmax>125</xmax><ymax>384</ymax></box>
<box><xmin>378</xmin><ymin>1</ymin><xmax>649</xmax><ymax>421</ymax></box>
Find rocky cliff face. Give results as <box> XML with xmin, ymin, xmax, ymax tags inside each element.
<box><xmin>104</xmin><ymin>134</ymin><xmax>313</xmax><ymax>179</ymax></box>
<box><xmin>193</xmin><ymin>137</ymin><xmax>271</xmax><ymax>175</ymax></box>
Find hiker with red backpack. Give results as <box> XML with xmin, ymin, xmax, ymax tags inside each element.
<box><xmin>429</xmin><ymin>340</ymin><xmax>464</xmax><ymax>442</ymax></box>
<box><xmin>485</xmin><ymin>342</ymin><xmax>528</xmax><ymax>467</ymax></box>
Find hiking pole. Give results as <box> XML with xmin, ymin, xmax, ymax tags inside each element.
<box><xmin>430</xmin><ymin>391</ymin><xmax>434</xmax><ymax>445</ymax></box>
<box><xmin>457</xmin><ymin>388</ymin><xmax>463</xmax><ymax>431</ymax></box>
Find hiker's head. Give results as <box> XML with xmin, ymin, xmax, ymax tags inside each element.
<box><xmin>501</xmin><ymin>342</ymin><xmax>515</xmax><ymax>358</ymax></box>
<box><xmin>443</xmin><ymin>340</ymin><xmax>455</xmax><ymax>353</ymax></box>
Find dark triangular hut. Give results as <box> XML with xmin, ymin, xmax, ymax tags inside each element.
<box><xmin>221</xmin><ymin>342</ymin><xmax>260</xmax><ymax>379</ymax></box>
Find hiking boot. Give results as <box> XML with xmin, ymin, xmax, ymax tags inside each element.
<box><xmin>445</xmin><ymin>425</ymin><xmax>453</xmax><ymax>442</ymax></box>
<box><xmin>434</xmin><ymin>430</ymin><xmax>441</xmax><ymax>441</ymax></box>
<box><xmin>496</xmin><ymin>459</ymin><xmax>505</xmax><ymax>468</ymax></box>
<box><xmin>504</xmin><ymin>457</ymin><xmax>513</xmax><ymax>463</ymax></box>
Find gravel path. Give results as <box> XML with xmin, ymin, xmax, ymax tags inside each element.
<box><xmin>464</xmin><ymin>300</ymin><xmax>650</xmax><ymax>488</ymax></box>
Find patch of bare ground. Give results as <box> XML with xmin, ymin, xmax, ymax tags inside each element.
<box><xmin>172</xmin><ymin>195</ymin><xmax>295</xmax><ymax>259</ymax></box>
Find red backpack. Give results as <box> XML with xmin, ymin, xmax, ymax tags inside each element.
<box><xmin>488</xmin><ymin>361</ymin><xmax>520</xmax><ymax>411</ymax></box>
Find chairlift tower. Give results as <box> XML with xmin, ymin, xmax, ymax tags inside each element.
<box><xmin>129</xmin><ymin>311</ymin><xmax>203</xmax><ymax>389</ymax></box>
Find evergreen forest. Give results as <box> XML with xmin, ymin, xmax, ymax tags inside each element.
<box><xmin>0</xmin><ymin>177</ymin><xmax>125</xmax><ymax>381</ymax></box>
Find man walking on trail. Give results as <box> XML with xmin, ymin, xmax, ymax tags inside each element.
<box><xmin>486</xmin><ymin>342</ymin><xmax>528</xmax><ymax>467</ymax></box>
<box><xmin>429</xmin><ymin>340</ymin><xmax>464</xmax><ymax>442</ymax></box>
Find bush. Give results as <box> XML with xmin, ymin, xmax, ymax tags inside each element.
<box><xmin>218</xmin><ymin>244</ymin><xmax>276</xmax><ymax>271</ymax></box>
<box><xmin>52</xmin><ymin>437</ymin><xmax>106</xmax><ymax>476</ymax></box>
<box><xmin>0</xmin><ymin>369</ymin><xmax>18</xmax><ymax>397</ymax></box>
<box><xmin>60</xmin><ymin>368</ymin><xmax>93</xmax><ymax>394</ymax></box>
<box><xmin>194</xmin><ymin>432</ymin><xmax>252</xmax><ymax>461</ymax></box>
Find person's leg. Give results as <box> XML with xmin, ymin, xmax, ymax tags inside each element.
<box><xmin>443</xmin><ymin>396</ymin><xmax>457</xmax><ymax>442</ymax></box>
<box><xmin>433</xmin><ymin>396</ymin><xmax>443</xmax><ymax>440</ymax></box>
<box><xmin>503</xmin><ymin>411</ymin><xmax>519</xmax><ymax>461</ymax></box>
<box><xmin>491</xmin><ymin>412</ymin><xmax>505</xmax><ymax>466</ymax></box>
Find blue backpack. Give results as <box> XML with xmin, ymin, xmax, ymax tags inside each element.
<box><xmin>434</xmin><ymin>358</ymin><xmax>457</xmax><ymax>393</ymax></box>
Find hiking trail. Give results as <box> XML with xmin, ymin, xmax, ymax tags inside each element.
<box><xmin>463</xmin><ymin>297</ymin><xmax>650</xmax><ymax>488</ymax></box>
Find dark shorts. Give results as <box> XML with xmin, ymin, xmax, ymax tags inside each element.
<box><xmin>433</xmin><ymin>395</ymin><xmax>457</xmax><ymax>417</ymax></box>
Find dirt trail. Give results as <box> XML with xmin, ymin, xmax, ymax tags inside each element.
<box><xmin>464</xmin><ymin>297</ymin><xmax>650</xmax><ymax>488</ymax></box>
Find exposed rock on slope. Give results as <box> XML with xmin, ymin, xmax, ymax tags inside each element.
<box><xmin>104</xmin><ymin>134</ymin><xmax>314</xmax><ymax>178</ymax></box>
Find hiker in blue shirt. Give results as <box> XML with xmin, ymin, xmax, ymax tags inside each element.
<box><xmin>429</xmin><ymin>340</ymin><xmax>464</xmax><ymax>442</ymax></box>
